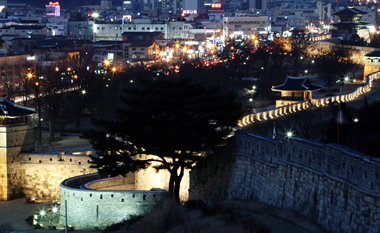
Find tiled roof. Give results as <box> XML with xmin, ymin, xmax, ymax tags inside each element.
<box><xmin>121</xmin><ymin>31</ymin><xmax>164</xmax><ymax>36</ymax></box>
<box><xmin>364</xmin><ymin>50</ymin><xmax>380</xmax><ymax>57</ymax></box>
<box><xmin>333</xmin><ymin>7</ymin><xmax>368</xmax><ymax>16</ymax></box>
<box><xmin>0</xmin><ymin>97</ymin><xmax>36</xmax><ymax>117</ymax></box>
<box><xmin>272</xmin><ymin>76</ymin><xmax>323</xmax><ymax>91</ymax></box>
<box><xmin>126</xmin><ymin>39</ymin><xmax>156</xmax><ymax>47</ymax></box>
<box><xmin>331</xmin><ymin>22</ymin><xmax>369</xmax><ymax>26</ymax></box>
<box><xmin>0</xmin><ymin>25</ymin><xmax>47</xmax><ymax>30</ymax></box>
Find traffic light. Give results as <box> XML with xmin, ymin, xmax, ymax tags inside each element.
<box><xmin>240</xmin><ymin>42</ymin><xmax>244</xmax><ymax>46</ymax></box>
<box><xmin>46</xmin><ymin>209</ymin><xmax>50</xmax><ymax>214</ymax></box>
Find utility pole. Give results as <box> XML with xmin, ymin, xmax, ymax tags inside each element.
<box><xmin>114</xmin><ymin>34</ymin><xmax>117</xmax><ymax>68</ymax></box>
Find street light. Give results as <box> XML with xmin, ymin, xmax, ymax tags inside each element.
<box><xmin>286</xmin><ymin>131</ymin><xmax>293</xmax><ymax>142</ymax></box>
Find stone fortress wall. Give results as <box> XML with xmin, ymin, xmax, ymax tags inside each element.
<box><xmin>59</xmin><ymin>173</ymin><xmax>167</xmax><ymax>228</ymax></box>
<box><xmin>3</xmin><ymin>146</ymin><xmax>189</xmax><ymax>203</ymax></box>
<box><xmin>12</xmin><ymin>152</ymin><xmax>97</xmax><ymax>202</ymax></box>
<box><xmin>0</xmin><ymin>123</ymin><xmax>36</xmax><ymax>200</ymax></box>
<box><xmin>190</xmin><ymin>130</ymin><xmax>380</xmax><ymax>233</ymax></box>
<box><xmin>135</xmin><ymin>154</ymin><xmax>190</xmax><ymax>201</ymax></box>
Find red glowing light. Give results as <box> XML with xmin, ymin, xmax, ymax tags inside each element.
<box><xmin>211</xmin><ymin>3</ymin><xmax>222</xmax><ymax>8</ymax></box>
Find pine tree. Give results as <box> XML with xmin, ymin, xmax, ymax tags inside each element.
<box><xmin>82</xmin><ymin>78</ymin><xmax>243</xmax><ymax>202</ymax></box>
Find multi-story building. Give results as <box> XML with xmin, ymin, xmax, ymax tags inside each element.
<box><xmin>46</xmin><ymin>18</ymin><xmax>69</xmax><ymax>37</ymax></box>
<box><xmin>0</xmin><ymin>25</ymin><xmax>50</xmax><ymax>39</ymax></box>
<box><xmin>68</xmin><ymin>21</ymin><xmax>92</xmax><ymax>40</ymax></box>
<box><xmin>92</xmin><ymin>22</ymin><xmax>167</xmax><ymax>41</ymax></box>
<box><xmin>168</xmin><ymin>21</ymin><xmax>186</xmax><ymax>39</ymax></box>
<box><xmin>223</xmin><ymin>16</ymin><xmax>271</xmax><ymax>41</ymax></box>
<box><xmin>123</xmin><ymin>39</ymin><xmax>160</xmax><ymax>61</ymax></box>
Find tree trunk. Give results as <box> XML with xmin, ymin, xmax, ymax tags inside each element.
<box><xmin>37</xmin><ymin>97</ymin><xmax>42</xmax><ymax>150</ymax></box>
<box><xmin>75</xmin><ymin>114</ymin><xmax>81</xmax><ymax>128</ymax></box>
<box><xmin>49</xmin><ymin>117</ymin><xmax>55</xmax><ymax>142</ymax></box>
<box><xmin>168</xmin><ymin>170</ymin><xmax>175</xmax><ymax>200</ymax></box>
<box><xmin>173</xmin><ymin>166</ymin><xmax>184</xmax><ymax>203</ymax></box>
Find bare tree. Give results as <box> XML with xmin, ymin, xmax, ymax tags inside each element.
<box><xmin>315</xmin><ymin>45</ymin><xmax>360</xmax><ymax>88</ymax></box>
<box><xmin>287</xmin><ymin>38</ymin><xmax>315</xmax><ymax>74</ymax></box>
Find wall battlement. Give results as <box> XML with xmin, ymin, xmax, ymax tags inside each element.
<box><xmin>190</xmin><ymin>131</ymin><xmax>380</xmax><ymax>233</ymax></box>
<box><xmin>60</xmin><ymin>174</ymin><xmax>167</xmax><ymax>229</ymax></box>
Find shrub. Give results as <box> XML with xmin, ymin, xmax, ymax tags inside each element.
<box><xmin>237</xmin><ymin>215</ymin><xmax>271</xmax><ymax>233</ymax></box>
<box><xmin>102</xmin><ymin>215</ymin><xmax>144</xmax><ymax>233</ymax></box>
<box><xmin>117</xmin><ymin>197</ymin><xmax>182</xmax><ymax>233</ymax></box>
<box><xmin>25</xmin><ymin>215</ymin><xmax>34</xmax><ymax>226</ymax></box>
<box><xmin>0</xmin><ymin>222</ymin><xmax>14</xmax><ymax>233</ymax></box>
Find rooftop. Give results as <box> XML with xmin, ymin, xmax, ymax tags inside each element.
<box><xmin>272</xmin><ymin>76</ymin><xmax>323</xmax><ymax>92</ymax></box>
<box><xmin>333</xmin><ymin>6</ymin><xmax>368</xmax><ymax>16</ymax></box>
<box><xmin>0</xmin><ymin>96</ymin><xmax>36</xmax><ymax>117</ymax></box>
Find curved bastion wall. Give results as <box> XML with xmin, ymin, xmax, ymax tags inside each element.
<box><xmin>59</xmin><ymin>173</ymin><xmax>167</xmax><ymax>229</ymax></box>
<box><xmin>190</xmin><ymin>130</ymin><xmax>380</xmax><ymax>233</ymax></box>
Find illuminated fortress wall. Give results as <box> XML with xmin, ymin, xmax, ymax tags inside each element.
<box><xmin>0</xmin><ymin>123</ymin><xmax>35</xmax><ymax>201</ymax></box>
<box><xmin>190</xmin><ymin>130</ymin><xmax>380</xmax><ymax>233</ymax></box>
<box><xmin>135</xmin><ymin>154</ymin><xmax>190</xmax><ymax>201</ymax></box>
<box><xmin>14</xmin><ymin>153</ymin><xmax>97</xmax><ymax>202</ymax></box>
<box><xmin>59</xmin><ymin>174</ymin><xmax>167</xmax><ymax>229</ymax></box>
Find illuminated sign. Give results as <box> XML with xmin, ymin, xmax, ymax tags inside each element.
<box><xmin>185</xmin><ymin>41</ymin><xmax>199</xmax><ymax>45</ymax></box>
<box><xmin>107</xmin><ymin>53</ymin><xmax>114</xmax><ymax>61</ymax></box>
<box><xmin>46</xmin><ymin>2</ymin><xmax>60</xmax><ymax>16</ymax></box>
<box><xmin>182</xmin><ymin>9</ymin><xmax>198</xmax><ymax>15</ymax></box>
<box><xmin>211</xmin><ymin>2</ymin><xmax>222</xmax><ymax>8</ymax></box>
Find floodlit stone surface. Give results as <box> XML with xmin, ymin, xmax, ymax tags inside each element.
<box><xmin>190</xmin><ymin>130</ymin><xmax>380</xmax><ymax>233</ymax></box>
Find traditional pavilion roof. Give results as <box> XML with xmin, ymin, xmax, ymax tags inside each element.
<box><xmin>331</xmin><ymin>22</ymin><xmax>369</xmax><ymax>27</ymax></box>
<box><xmin>364</xmin><ymin>50</ymin><xmax>380</xmax><ymax>57</ymax></box>
<box><xmin>333</xmin><ymin>7</ymin><xmax>368</xmax><ymax>16</ymax></box>
<box><xmin>0</xmin><ymin>96</ymin><xmax>36</xmax><ymax>117</ymax></box>
<box><xmin>272</xmin><ymin>76</ymin><xmax>323</xmax><ymax>92</ymax></box>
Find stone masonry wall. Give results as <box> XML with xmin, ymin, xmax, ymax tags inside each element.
<box><xmin>0</xmin><ymin>123</ymin><xmax>35</xmax><ymax>200</ymax></box>
<box><xmin>13</xmin><ymin>153</ymin><xmax>96</xmax><ymax>202</ymax></box>
<box><xmin>135</xmin><ymin>154</ymin><xmax>190</xmax><ymax>201</ymax></box>
<box><xmin>190</xmin><ymin>130</ymin><xmax>380</xmax><ymax>233</ymax></box>
<box><xmin>60</xmin><ymin>174</ymin><xmax>167</xmax><ymax>229</ymax></box>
